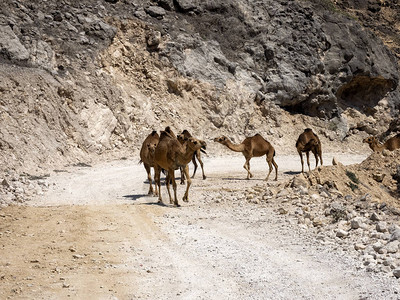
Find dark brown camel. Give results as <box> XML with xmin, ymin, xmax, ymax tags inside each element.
<box><xmin>177</xmin><ymin>129</ymin><xmax>207</xmax><ymax>181</ymax></box>
<box><xmin>139</xmin><ymin>130</ymin><xmax>160</xmax><ymax>195</ymax></box>
<box><xmin>296</xmin><ymin>128</ymin><xmax>323</xmax><ymax>173</ymax></box>
<box><xmin>154</xmin><ymin>130</ymin><xmax>206</xmax><ymax>206</ymax></box>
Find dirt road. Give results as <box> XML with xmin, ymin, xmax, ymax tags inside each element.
<box><xmin>1</xmin><ymin>154</ymin><xmax>399</xmax><ymax>299</ymax></box>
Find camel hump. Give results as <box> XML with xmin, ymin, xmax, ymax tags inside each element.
<box><xmin>160</xmin><ymin>131</ymin><xmax>172</xmax><ymax>140</ymax></box>
<box><xmin>151</xmin><ymin>130</ymin><xmax>158</xmax><ymax>136</ymax></box>
<box><xmin>181</xmin><ymin>129</ymin><xmax>192</xmax><ymax>138</ymax></box>
<box><xmin>304</xmin><ymin>128</ymin><xmax>313</xmax><ymax>133</ymax></box>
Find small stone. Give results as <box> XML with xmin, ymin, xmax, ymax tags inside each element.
<box><xmin>351</xmin><ymin>217</ymin><xmax>365</xmax><ymax>230</ymax></box>
<box><xmin>312</xmin><ymin>218</ymin><xmax>323</xmax><ymax>227</ymax></box>
<box><xmin>373</xmin><ymin>241</ymin><xmax>383</xmax><ymax>252</ymax></box>
<box><xmin>291</xmin><ymin>175</ymin><xmax>308</xmax><ymax>189</ymax></box>
<box><xmin>372</xmin><ymin>173</ymin><xmax>385</xmax><ymax>182</ymax></box>
<box><xmin>354</xmin><ymin>243</ymin><xmax>366</xmax><ymax>251</ymax></box>
<box><xmin>376</xmin><ymin>221</ymin><xmax>388</xmax><ymax>233</ymax></box>
<box><xmin>385</xmin><ymin>241</ymin><xmax>399</xmax><ymax>254</ymax></box>
<box><xmin>1</xmin><ymin>179</ymin><xmax>10</xmax><ymax>187</ymax></box>
<box><xmin>278</xmin><ymin>207</ymin><xmax>288</xmax><ymax>215</ymax></box>
<box><xmin>277</xmin><ymin>189</ymin><xmax>290</xmax><ymax>198</ymax></box>
<box><xmin>393</xmin><ymin>268</ymin><xmax>400</xmax><ymax>278</ymax></box>
<box><xmin>336</xmin><ymin>229</ymin><xmax>349</xmax><ymax>238</ymax></box>
<box><xmin>370</xmin><ymin>212</ymin><xmax>381</xmax><ymax>221</ymax></box>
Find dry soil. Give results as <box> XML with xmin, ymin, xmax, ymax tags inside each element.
<box><xmin>1</xmin><ymin>153</ymin><xmax>399</xmax><ymax>299</ymax></box>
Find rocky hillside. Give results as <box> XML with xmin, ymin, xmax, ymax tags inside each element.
<box><xmin>0</xmin><ymin>0</ymin><xmax>399</xmax><ymax>176</ymax></box>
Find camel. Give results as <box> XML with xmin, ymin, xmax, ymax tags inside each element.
<box><xmin>139</xmin><ymin>130</ymin><xmax>160</xmax><ymax>195</ymax></box>
<box><xmin>213</xmin><ymin>134</ymin><xmax>278</xmax><ymax>181</ymax></box>
<box><xmin>363</xmin><ymin>134</ymin><xmax>400</xmax><ymax>152</ymax></box>
<box><xmin>177</xmin><ymin>129</ymin><xmax>207</xmax><ymax>181</ymax></box>
<box><xmin>154</xmin><ymin>130</ymin><xmax>206</xmax><ymax>206</ymax></box>
<box><xmin>296</xmin><ymin>128</ymin><xmax>323</xmax><ymax>173</ymax></box>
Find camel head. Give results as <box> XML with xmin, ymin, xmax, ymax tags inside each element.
<box><xmin>363</xmin><ymin>136</ymin><xmax>377</xmax><ymax>145</ymax></box>
<box><xmin>147</xmin><ymin>141</ymin><xmax>158</xmax><ymax>155</ymax></box>
<box><xmin>177</xmin><ymin>133</ymin><xmax>186</xmax><ymax>144</ymax></box>
<box><xmin>188</xmin><ymin>137</ymin><xmax>206</xmax><ymax>151</ymax></box>
<box><xmin>213</xmin><ymin>136</ymin><xmax>229</xmax><ymax>145</ymax></box>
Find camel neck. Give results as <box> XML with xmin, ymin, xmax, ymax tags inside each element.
<box><xmin>371</xmin><ymin>142</ymin><xmax>384</xmax><ymax>152</ymax></box>
<box><xmin>177</xmin><ymin>143</ymin><xmax>196</xmax><ymax>164</ymax></box>
<box><xmin>225</xmin><ymin>140</ymin><xmax>245</xmax><ymax>152</ymax></box>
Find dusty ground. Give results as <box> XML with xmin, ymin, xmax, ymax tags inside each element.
<box><xmin>1</xmin><ymin>153</ymin><xmax>399</xmax><ymax>299</ymax></box>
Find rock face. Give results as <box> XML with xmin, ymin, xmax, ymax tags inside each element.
<box><xmin>159</xmin><ymin>0</ymin><xmax>399</xmax><ymax>119</ymax></box>
<box><xmin>0</xmin><ymin>25</ymin><xmax>29</xmax><ymax>63</ymax></box>
<box><xmin>0</xmin><ymin>0</ymin><xmax>399</xmax><ymax>176</ymax></box>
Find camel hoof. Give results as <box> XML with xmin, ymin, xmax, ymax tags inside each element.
<box><xmin>182</xmin><ymin>196</ymin><xmax>189</xmax><ymax>202</ymax></box>
<box><xmin>157</xmin><ymin>199</ymin><xmax>164</xmax><ymax>205</ymax></box>
<box><xmin>174</xmin><ymin>202</ymin><xmax>180</xmax><ymax>207</ymax></box>
<box><xmin>203</xmin><ymin>175</ymin><xmax>207</xmax><ymax>180</ymax></box>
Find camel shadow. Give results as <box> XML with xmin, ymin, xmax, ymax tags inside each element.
<box><xmin>123</xmin><ymin>194</ymin><xmax>155</xmax><ymax>201</ymax></box>
<box><xmin>284</xmin><ymin>171</ymin><xmax>301</xmax><ymax>175</ymax></box>
<box><xmin>139</xmin><ymin>202</ymin><xmax>183</xmax><ymax>208</ymax></box>
<box><xmin>123</xmin><ymin>195</ymin><xmax>181</xmax><ymax>208</ymax></box>
<box><xmin>221</xmin><ymin>177</ymin><xmax>262</xmax><ymax>181</ymax></box>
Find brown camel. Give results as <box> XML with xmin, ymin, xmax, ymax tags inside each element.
<box><xmin>213</xmin><ymin>134</ymin><xmax>278</xmax><ymax>181</ymax></box>
<box><xmin>363</xmin><ymin>134</ymin><xmax>400</xmax><ymax>152</ymax></box>
<box><xmin>139</xmin><ymin>130</ymin><xmax>159</xmax><ymax>195</ymax></box>
<box><xmin>296</xmin><ymin>128</ymin><xmax>323</xmax><ymax>173</ymax></box>
<box><xmin>177</xmin><ymin>129</ymin><xmax>207</xmax><ymax>181</ymax></box>
<box><xmin>154</xmin><ymin>130</ymin><xmax>206</xmax><ymax>206</ymax></box>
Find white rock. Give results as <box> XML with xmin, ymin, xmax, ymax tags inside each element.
<box><xmin>351</xmin><ymin>217</ymin><xmax>365</xmax><ymax>230</ymax></box>
<box><xmin>384</xmin><ymin>241</ymin><xmax>400</xmax><ymax>254</ymax></box>
<box><xmin>376</xmin><ymin>221</ymin><xmax>388</xmax><ymax>233</ymax></box>
<box><xmin>373</xmin><ymin>241</ymin><xmax>383</xmax><ymax>253</ymax></box>
<box><xmin>336</xmin><ymin>229</ymin><xmax>349</xmax><ymax>238</ymax></box>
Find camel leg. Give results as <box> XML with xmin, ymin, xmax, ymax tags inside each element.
<box><xmin>154</xmin><ymin>166</ymin><xmax>163</xmax><ymax>204</ymax></box>
<box><xmin>306</xmin><ymin>151</ymin><xmax>311</xmax><ymax>172</ymax></box>
<box><xmin>243</xmin><ymin>158</ymin><xmax>253</xmax><ymax>179</ymax></box>
<box><xmin>196</xmin><ymin>151</ymin><xmax>206</xmax><ymax>180</ymax></box>
<box><xmin>265</xmin><ymin>160</ymin><xmax>272</xmax><ymax>181</ymax></box>
<box><xmin>313</xmin><ymin>150</ymin><xmax>319</xmax><ymax>168</ymax></box>
<box><xmin>153</xmin><ymin>168</ymin><xmax>158</xmax><ymax>196</ymax></box>
<box><xmin>169</xmin><ymin>168</ymin><xmax>179</xmax><ymax>207</ymax></box>
<box><xmin>182</xmin><ymin>165</ymin><xmax>191</xmax><ymax>203</ymax></box>
<box><xmin>165</xmin><ymin>171</ymin><xmax>176</xmax><ymax>205</ymax></box>
<box><xmin>272</xmin><ymin>157</ymin><xmax>278</xmax><ymax>181</ymax></box>
<box><xmin>144</xmin><ymin>164</ymin><xmax>154</xmax><ymax>195</ymax></box>
<box><xmin>191</xmin><ymin>153</ymin><xmax>198</xmax><ymax>178</ymax></box>
<box><xmin>180</xmin><ymin>167</ymin><xmax>185</xmax><ymax>185</ymax></box>
<box><xmin>298</xmin><ymin>151</ymin><xmax>304</xmax><ymax>173</ymax></box>
<box><xmin>265</xmin><ymin>155</ymin><xmax>278</xmax><ymax>181</ymax></box>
